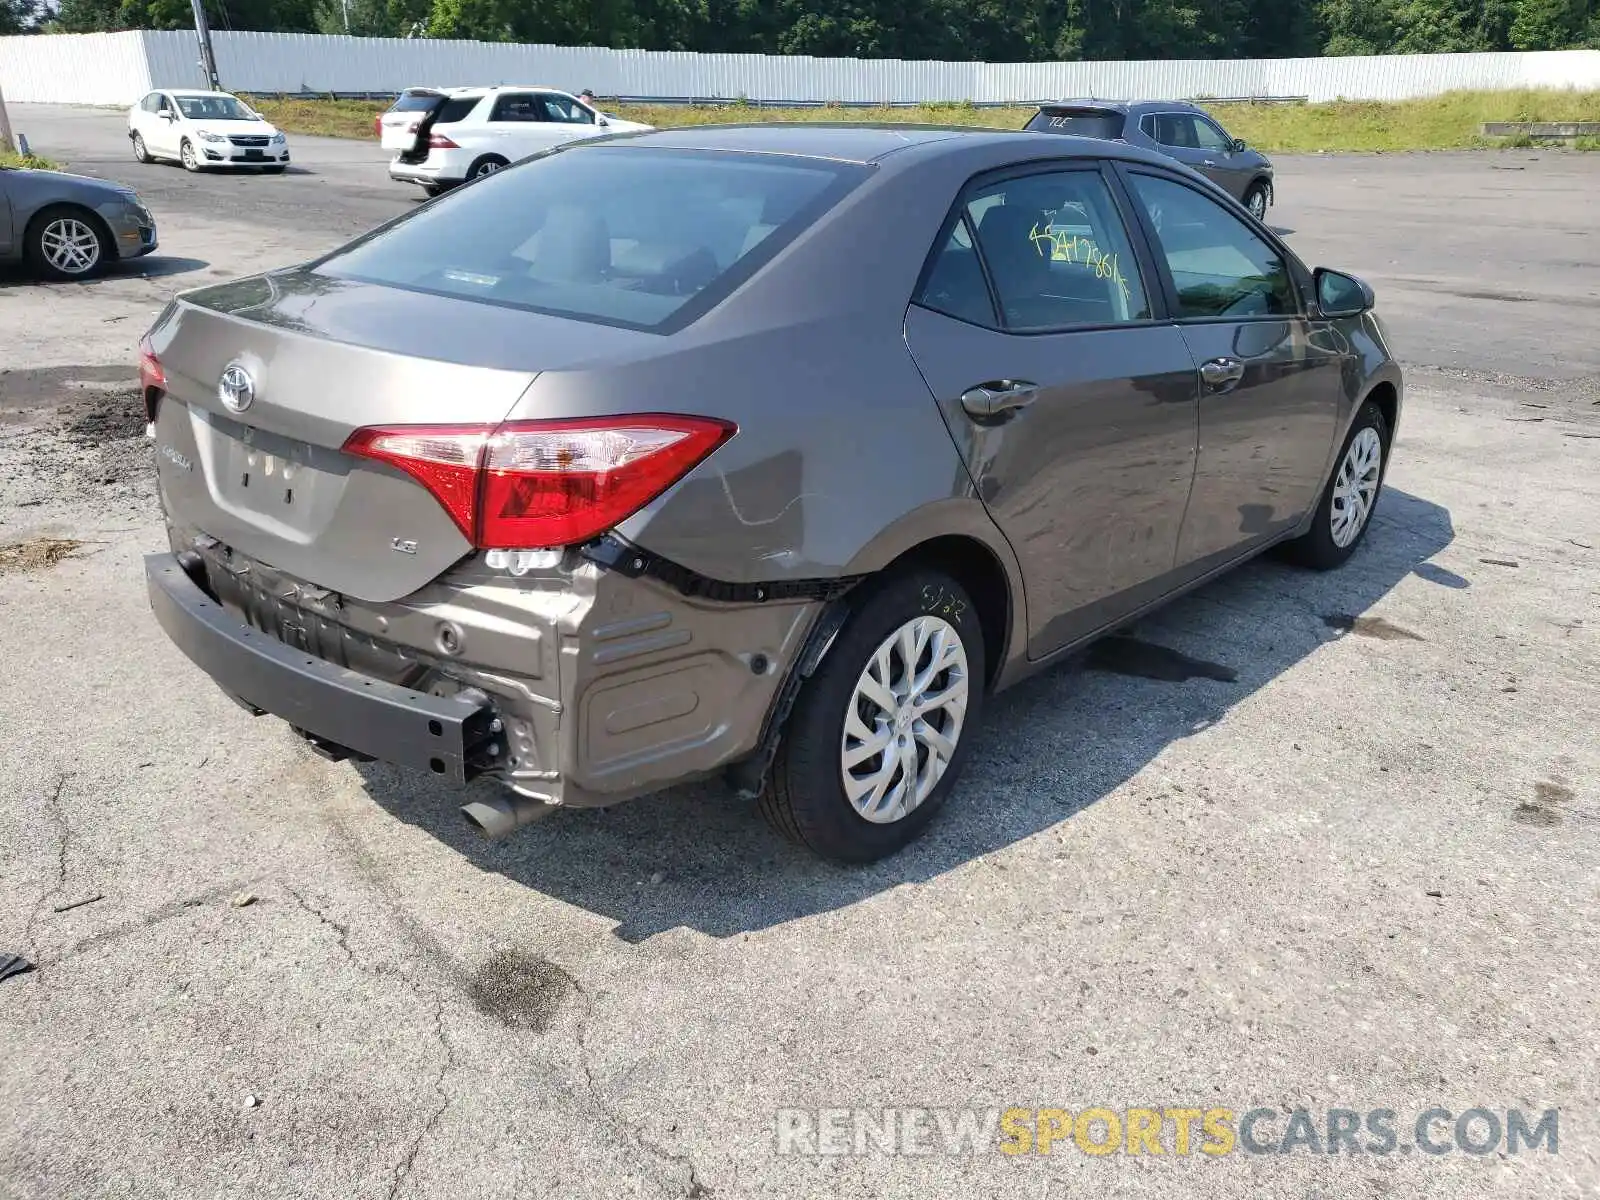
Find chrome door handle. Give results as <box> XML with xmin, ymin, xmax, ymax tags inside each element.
<box><xmin>1200</xmin><ymin>358</ymin><xmax>1245</xmax><ymax>389</ymax></box>
<box><xmin>959</xmin><ymin>380</ymin><xmax>1039</xmax><ymax>423</ymax></box>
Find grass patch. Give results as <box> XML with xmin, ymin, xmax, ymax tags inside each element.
<box><xmin>0</xmin><ymin>148</ymin><xmax>58</xmax><ymax>170</ymax></box>
<box><xmin>0</xmin><ymin>537</ymin><xmax>82</xmax><ymax>576</ymax></box>
<box><xmin>248</xmin><ymin>88</ymin><xmax>1600</xmax><ymax>154</ymax></box>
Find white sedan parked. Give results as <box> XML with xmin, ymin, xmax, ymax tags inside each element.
<box><xmin>380</xmin><ymin>85</ymin><xmax>654</xmax><ymax>195</ymax></box>
<box><xmin>128</xmin><ymin>89</ymin><xmax>291</xmax><ymax>173</ymax></box>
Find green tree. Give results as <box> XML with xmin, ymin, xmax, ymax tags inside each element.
<box><xmin>0</xmin><ymin>0</ymin><xmax>40</xmax><ymax>33</ymax></box>
<box><xmin>1318</xmin><ymin>0</ymin><xmax>1399</xmax><ymax>54</ymax></box>
<box><xmin>1509</xmin><ymin>0</ymin><xmax>1589</xmax><ymax>46</ymax></box>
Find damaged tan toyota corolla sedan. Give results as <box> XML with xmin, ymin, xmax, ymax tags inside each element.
<box><xmin>142</xmin><ymin>124</ymin><xmax>1402</xmax><ymax>863</ymax></box>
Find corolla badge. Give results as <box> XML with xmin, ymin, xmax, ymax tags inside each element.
<box><xmin>218</xmin><ymin>363</ymin><xmax>255</xmax><ymax>413</ymax></box>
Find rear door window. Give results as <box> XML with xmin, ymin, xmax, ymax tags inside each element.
<box><xmin>490</xmin><ymin>93</ymin><xmax>542</xmax><ymax>122</ymax></box>
<box><xmin>1025</xmin><ymin>110</ymin><xmax>1124</xmax><ymax>139</ymax></box>
<box><xmin>314</xmin><ymin>145</ymin><xmax>867</xmax><ymax>332</ymax></box>
<box><xmin>1146</xmin><ymin>114</ymin><xmax>1197</xmax><ymax>148</ymax></box>
<box><xmin>917</xmin><ymin>168</ymin><xmax>1152</xmax><ymax>332</ymax></box>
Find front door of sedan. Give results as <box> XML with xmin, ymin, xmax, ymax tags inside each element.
<box><xmin>0</xmin><ymin>172</ymin><xmax>14</xmax><ymax>257</ymax></box>
<box><xmin>145</xmin><ymin>93</ymin><xmax>180</xmax><ymax>157</ymax></box>
<box><xmin>1121</xmin><ymin>168</ymin><xmax>1343</xmax><ymax>572</ymax></box>
<box><xmin>904</xmin><ymin>164</ymin><xmax>1201</xmax><ymax>659</ymax></box>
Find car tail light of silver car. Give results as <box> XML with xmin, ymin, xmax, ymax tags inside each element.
<box><xmin>139</xmin><ymin>337</ymin><xmax>167</xmax><ymax>427</ymax></box>
<box><xmin>342</xmin><ymin>415</ymin><xmax>737</xmax><ymax>550</ymax></box>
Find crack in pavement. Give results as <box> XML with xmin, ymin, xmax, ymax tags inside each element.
<box><xmin>387</xmin><ymin>994</ymin><xmax>457</xmax><ymax>1200</ymax></box>
<box><xmin>282</xmin><ymin>885</ymin><xmax>463</xmax><ymax>1199</ymax></box>
<box><xmin>567</xmin><ymin>972</ymin><xmax>713</xmax><ymax>1198</ymax></box>
<box><xmin>22</xmin><ymin>773</ymin><xmax>72</xmax><ymax>956</ymax></box>
<box><xmin>285</xmin><ymin>887</ymin><xmax>359</xmax><ymax>970</ymax></box>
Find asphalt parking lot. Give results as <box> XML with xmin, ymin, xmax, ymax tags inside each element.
<box><xmin>1</xmin><ymin>104</ymin><xmax>1598</xmax><ymax>1199</ymax></box>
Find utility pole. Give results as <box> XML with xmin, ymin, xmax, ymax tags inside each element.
<box><xmin>0</xmin><ymin>79</ymin><xmax>15</xmax><ymax>156</ymax></box>
<box><xmin>190</xmin><ymin>0</ymin><xmax>222</xmax><ymax>91</ymax></box>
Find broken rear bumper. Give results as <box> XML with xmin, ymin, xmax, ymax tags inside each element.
<box><xmin>145</xmin><ymin>553</ymin><xmax>502</xmax><ymax>786</ymax></box>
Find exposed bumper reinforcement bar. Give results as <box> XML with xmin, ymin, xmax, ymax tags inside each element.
<box><xmin>145</xmin><ymin>553</ymin><xmax>499</xmax><ymax>787</ymax></box>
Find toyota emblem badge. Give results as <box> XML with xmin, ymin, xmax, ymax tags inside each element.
<box><xmin>218</xmin><ymin>363</ymin><xmax>255</xmax><ymax>413</ymax></box>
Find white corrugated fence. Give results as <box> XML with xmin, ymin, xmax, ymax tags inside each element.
<box><xmin>2</xmin><ymin>30</ymin><xmax>1598</xmax><ymax>108</ymax></box>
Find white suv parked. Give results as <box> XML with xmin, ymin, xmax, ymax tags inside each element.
<box><xmin>381</xmin><ymin>86</ymin><xmax>655</xmax><ymax>195</ymax></box>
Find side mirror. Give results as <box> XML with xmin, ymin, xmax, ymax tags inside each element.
<box><xmin>1314</xmin><ymin>267</ymin><xmax>1375</xmax><ymax>317</ymax></box>
<box><xmin>1230</xmin><ymin>137</ymin><xmax>1247</xmax><ymax>153</ymax></box>
<box><xmin>596</xmin><ymin>115</ymin><xmax>609</xmax><ymax>128</ymax></box>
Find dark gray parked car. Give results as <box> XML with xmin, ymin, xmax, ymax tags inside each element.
<box><xmin>141</xmin><ymin>124</ymin><xmax>1400</xmax><ymax>862</ymax></box>
<box><xmin>0</xmin><ymin>164</ymin><xmax>158</xmax><ymax>280</ymax></box>
<box><xmin>1026</xmin><ymin>100</ymin><xmax>1275</xmax><ymax>220</ymax></box>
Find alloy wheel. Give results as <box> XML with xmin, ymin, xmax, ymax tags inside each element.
<box><xmin>1248</xmin><ymin>189</ymin><xmax>1268</xmax><ymax>220</ymax></box>
<box><xmin>840</xmin><ymin>615</ymin><xmax>969</xmax><ymax>824</ymax></box>
<box><xmin>474</xmin><ymin>160</ymin><xmax>502</xmax><ymax>177</ymax></box>
<box><xmin>39</xmin><ymin>218</ymin><xmax>102</xmax><ymax>276</ymax></box>
<box><xmin>1330</xmin><ymin>426</ymin><xmax>1383</xmax><ymax>548</ymax></box>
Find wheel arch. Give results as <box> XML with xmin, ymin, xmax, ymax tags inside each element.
<box><xmin>843</xmin><ymin>503</ymin><xmax>1025</xmax><ymax>691</ymax></box>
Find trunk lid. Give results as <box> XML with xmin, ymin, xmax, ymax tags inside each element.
<box><xmin>380</xmin><ymin>89</ymin><xmax>446</xmax><ymax>155</ymax></box>
<box><xmin>147</xmin><ymin>271</ymin><xmax>549</xmax><ymax>603</ymax></box>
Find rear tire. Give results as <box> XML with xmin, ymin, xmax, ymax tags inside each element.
<box><xmin>467</xmin><ymin>155</ymin><xmax>507</xmax><ymax>180</ymax></box>
<box><xmin>1282</xmin><ymin>400</ymin><xmax>1390</xmax><ymax>571</ymax></box>
<box><xmin>761</xmin><ymin>569</ymin><xmax>986</xmax><ymax>863</ymax></box>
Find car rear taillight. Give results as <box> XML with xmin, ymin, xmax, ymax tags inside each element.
<box><xmin>427</xmin><ymin>133</ymin><xmax>458</xmax><ymax>149</ymax></box>
<box><xmin>342</xmin><ymin>415</ymin><xmax>736</xmax><ymax>550</ymax></box>
<box><xmin>138</xmin><ymin>336</ymin><xmax>167</xmax><ymax>424</ymax></box>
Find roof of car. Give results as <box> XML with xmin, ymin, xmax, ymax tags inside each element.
<box><xmin>163</xmin><ymin>89</ymin><xmax>241</xmax><ymax>99</ymax></box>
<box><xmin>1037</xmin><ymin>98</ymin><xmax>1202</xmax><ymax>115</ymax></box>
<box><xmin>419</xmin><ymin>84</ymin><xmax>571</xmax><ymax>97</ymax></box>
<box><xmin>616</xmin><ymin>122</ymin><xmax>1177</xmax><ymax>167</ymax></box>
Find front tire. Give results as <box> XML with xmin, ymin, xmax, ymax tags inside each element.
<box><xmin>761</xmin><ymin>569</ymin><xmax>986</xmax><ymax>863</ymax></box>
<box><xmin>180</xmin><ymin>139</ymin><xmax>202</xmax><ymax>172</ymax></box>
<box><xmin>131</xmin><ymin>132</ymin><xmax>151</xmax><ymax>163</ymax></box>
<box><xmin>1282</xmin><ymin>400</ymin><xmax>1390</xmax><ymax>570</ymax></box>
<box><xmin>27</xmin><ymin>206</ymin><xmax>111</xmax><ymax>281</ymax></box>
<box><xmin>1244</xmin><ymin>181</ymin><xmax>1270</xmax><ymax>221</ymax></box>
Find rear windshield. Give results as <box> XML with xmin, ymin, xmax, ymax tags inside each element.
<box><xmin>314</xmin><ymin>145</ymin><xmax>865</xmax><ymax>333</ymax></box>
<box><xmin>391</xmin><ymin>91</ymin><xmax>443</xmax><ymax>113</ymax></box>
<box><xmin>1026</xmin><ymin>110</ymin><xmax>1125</xmax><ymax>139</ymax></box>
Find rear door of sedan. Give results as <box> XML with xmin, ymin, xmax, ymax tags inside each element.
<box><xmin>903</xmin><ymin>160</ymin><xmax>1202</xmax><ymax>659</ymax></box>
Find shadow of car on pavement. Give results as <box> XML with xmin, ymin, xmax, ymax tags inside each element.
<box><xmin>355</xmin><ymin>487</ymin><xmax>1456</xmax><ymax>942</ymax></box>
<box><xmin>0</xmin><ymin>254</ymin><xmax>208</xmax><ymax>288</ymax></box>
